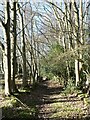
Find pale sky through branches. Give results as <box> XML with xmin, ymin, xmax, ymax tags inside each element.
<box><xmin>0</xmin><ymin>0</ymin><xmax>89</xmax><ymax>3</ymax></box>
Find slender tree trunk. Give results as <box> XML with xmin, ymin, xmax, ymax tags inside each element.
<box><xmin>65</xmin><ymin>2</ymin><xmax>70</xmax><ymax>80</ymax></box>
<box><xmin>37</xmin><ymin>41</ymin><xmax>40</xmax><ymax>80</ymax></box>
<box><xmin>21</xmin><ymin>13</ymin><xmax>28</xmax><ymax>87</ymax></box>
<box><xmin>79</xmin><ymin>0</ymin><xmax>83</xmax><ymax>70</ymax></box>
<box><xmin>18</xmin><ymin>3</ymin><xmax>28</xmax><ymax>88</ymax></box>
<box><xmin>31</xmin><ymin>13</ymin><xmax>35</xmax><ymax>84</ymax></box>
<box><xmin>72</xmin><ymin>0</ymin><xmax>80</xmax><ymax>86</ymax></box>
<box><xmin>11</xmin><ymin>1</ymin><xmax>18</xmax><ymax>92</ymax></box>
<box><xmin>4</xmin><ymin>1</ymin><xmax>11</xmax><ymax>96</ymax></box>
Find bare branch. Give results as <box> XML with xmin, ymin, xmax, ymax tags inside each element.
<box><xmin>0</xmin><ymin>17</ymin><xmax>5</xmax><ymax>27</ymax></box>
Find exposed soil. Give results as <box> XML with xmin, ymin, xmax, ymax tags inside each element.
<box><xmin>1</xmin><ymin>79</ymin><xmax>90</xmax><ymax>120</ymax></box>
<box><xmin>34</xmin><ymin>80</ymin><xmax>90</xmax><ymax>120</ymax></box>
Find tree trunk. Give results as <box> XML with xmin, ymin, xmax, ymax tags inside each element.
<box><xmin>4</xmin><ymin>1</ymin><xmax>11</xmax><ymax>96</ymax></box>
<box><xmin>30</xmin><ymin>9</ymin><xmax>35</xmax><ymax>84</ymax></box>
<box><xmin>11</xmin><ymin>1</ymin><xmax>18</xmax><ymax>92</ymax></box>
<box><xmin>72</xmin><ymin>0</ymin><xmax>80</xmax><ymax>86</ymax></box>
<box><xmin>21</xmin><ymin>13</ymin><xmax>28</xmax><ymax>87</ymax></box>
<box><xmin>22</xmin><ymin>16</ymin><xmax>28</xmax><ymax>87</ymax></box>
<box><xmin>79</xmin><ymin>0</ymin><xmax>83</xmax><ymax>70</ymax></box>
<box><xmin>17</xmin><ymin>3</ymin><xmax>28</xmax><ymax>88</ymax></box>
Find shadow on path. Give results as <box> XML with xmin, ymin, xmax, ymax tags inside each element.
<box><xmin>2</xmin><ymin>79</ymin><xmax>90</xmax><ymax>120</ymax></box>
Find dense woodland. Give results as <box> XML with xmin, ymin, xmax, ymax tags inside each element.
<box><xmin>0</xmin><ymin>0</ymin><xmax>90</xmax><ymax>119</ymax></box>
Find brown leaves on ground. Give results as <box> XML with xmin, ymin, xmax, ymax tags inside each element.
<box><xmin>1</xmin><ymin>79</ymin><xmax>90</xmax><ymax>120</ymax></box>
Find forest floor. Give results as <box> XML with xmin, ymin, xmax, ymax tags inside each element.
<box><xmin>0</xmin><ymin>79</ymin><xmax>90</xmax><ymax>120</ymax></box>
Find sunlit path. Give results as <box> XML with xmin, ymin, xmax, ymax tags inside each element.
<box><xmin>36</xmin><ymin>80</ymin><xmax>89</xmax><ymax>120</ymax></box>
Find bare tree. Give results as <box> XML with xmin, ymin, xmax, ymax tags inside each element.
<box><xmin>4</xmin><ymin>1</ymin><xmax>11</xmax><ymax>96</ymax></box>
<box><xmin>11</xmin><ymin>1</ymin><xmax>18</xmax><ymax>92</ymax></box>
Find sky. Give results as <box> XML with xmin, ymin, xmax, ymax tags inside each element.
<box><xmin>0</xmin><ymin>0</ymin><xmax>90</xmax><ymax>42</ymax></box>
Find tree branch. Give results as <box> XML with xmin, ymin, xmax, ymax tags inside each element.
<box><xmin>0</xmin><ymin>17</ymin><xmax>5</xmax><ymax>27</ymax></box>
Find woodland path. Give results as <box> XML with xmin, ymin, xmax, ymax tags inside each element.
<box><xmin>1</xmin><ymin>79</ymin><xmax>90</xmax><ymax>120</ymax></box>
<box><xmin>17</xmin><ymin>79</ymin><xmax>90</xmax><ymax>120</ymax></box>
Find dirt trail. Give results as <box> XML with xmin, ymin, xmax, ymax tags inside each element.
<box><xmin>29</xmin><ymin>80</ymin><xmax>90</xmax><ymax>120</ymax></box>
<box><xmin>2</xmin><ymin>79</ymin><xmax>90</xmax><ymax>120</ymax></box>
<box><xmin>36</xmin><ymin>80</ymin><xmax>64</xmax><ymax>119</ymax></box>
